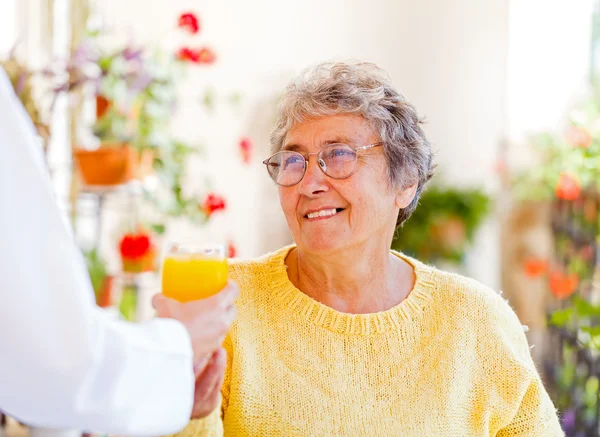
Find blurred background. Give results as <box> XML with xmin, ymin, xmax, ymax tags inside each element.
<box><xmin>0</xmin><ymin>0</ymin><xmax>599</xmax><ymax>435</ymax></box>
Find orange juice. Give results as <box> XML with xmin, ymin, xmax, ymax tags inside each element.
<box><xmin>162</xmin><ymin>255</ymin><xmax>229</xmax><ymax>302</ymax></box>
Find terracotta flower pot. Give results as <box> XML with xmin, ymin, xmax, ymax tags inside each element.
<box><xmin>96</xmin><ymin>95</ymin><xmax>111</xmax><ymax>119</ymax></box>
<box><xmin>73</xmin><ymin>145</ymin><xmax>154</xmax><ymax>186</ymax></box>
<box><xmin>96</xmin><ymin>276</ymin><xmax>114</xmax><ymax>308</ymax></box>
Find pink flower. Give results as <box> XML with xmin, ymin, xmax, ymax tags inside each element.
<box><xmin>565</xmin><ymin>126</ymin><xmax>592</xmax><ymax>149</ymax></box>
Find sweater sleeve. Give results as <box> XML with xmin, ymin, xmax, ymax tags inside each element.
<box><xmin>496</xmin><ymin>373</ymin><xmax>564</xmax><ymax>437</ymax></box>
<box><xmin>491</xmin><ymin>295</ymin><xmax>564</xmax><ymax>437</ymax></box>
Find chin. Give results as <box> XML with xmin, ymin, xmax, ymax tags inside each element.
<box><xmin>297</xmin><ymin>234</ymin><xmax>348</xmax><ymax>255</ymax></box>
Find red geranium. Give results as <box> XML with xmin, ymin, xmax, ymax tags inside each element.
<box><xmin>227</xmin><ymin>241</ymin><xmax>237</xmax><ymax>258</ymax></box>
<box><xmin>203</xmin><ymin>193</ymin><xmax>227</xmax><ymax>217</ymax></box>
<box><xmin>177</xmin><ymin>47</ymin><xmax>216</xmax><ymax>64</ymax></box>
<box><xmin>523</xmin><ymin>257</ymin><xmax>548</xmax><ymax>278</ymax></box>
<box><xmin>549</xmin><ymin>270</ymin><xmax>579</xmax><ymax>300</ymax></box>
<box><xmin>178</xmin><ymin>12</ymin><xmax>200</xmax><ymax>34</ymax></box>
<box><xmin>177</xmin><ymin>47</ymin><xmax>201</xmax><ymax>63</ymax></box>
<box><xmin>555</xmin><ymin>173</ymin><xmax>581</xmax><ymax>201</ymax></box>
<box><xmin>119</xmin><ymin>233</ymin><xmax>152</xmax><ymax>260</ymax></box>
<box><xmin>239</xmin><ymin>137</ymin><xmax>253</xmax><ymax>164</ymax></box>
<box><xmin>197</xmin><ymin>47</ymin><xmax>216</xmax><ymax>64</ymax></box>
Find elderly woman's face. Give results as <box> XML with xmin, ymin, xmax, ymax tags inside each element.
<box><xmin>279</xmin><ymin>114</ymin><xmax>410</xmax><ymax>254</ymax></box>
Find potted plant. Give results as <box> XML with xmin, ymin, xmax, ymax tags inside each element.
<box><xmin>70</xmin><ymin>44</ymin><xmax>156</xmax><ymax>186</ymax></box>
<box><xmin>49</xmin><ymin>10</ymin><xmax>215</xmax><ymax>188</ymax></box>
<box><xmin>118</xmin><ymin>227</ymin><xmax>157</xmax><ymax>273</ymax></box>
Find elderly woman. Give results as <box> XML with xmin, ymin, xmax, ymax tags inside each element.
<box><xmin>171</xmin><ymin>62</ymin><xmax>563</xmax><ymax>436</ymax></box>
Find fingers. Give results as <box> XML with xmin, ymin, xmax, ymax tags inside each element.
<box><xmin>151</xmin><ymin>293</ymin><xmax>171</xmax><ymax>314</ymax></box>
<box><xmin>151</xmin><ymin>282</ymin><xmax>238</xmax><ymax>361</ymax></box>
<box><xmin>191</xmin><ymin>348</ymin><xmax>227</xmax><ymax>419</ymax></box>
<box><xmin>193</xmin><ymin>354</ymin><xmax>212</xmax><ymax>378</ymax></box>
<box><xmin>196</xmin><ymin>349</ymin><xmax>225</xmax><ymax>394</ymax></box>
<box><xmin>191</xmin><ymin>379</ymin><xmax>222</xmax><ymax>419</ymax></box>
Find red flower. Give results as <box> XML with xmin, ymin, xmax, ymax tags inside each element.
<box><xmin>523</xmin><ymin>257</ymin><xmax>548</xmax><ymax>278</ymax></box>
<box><xmin>203</xmin><ymin>193</ymin><xmax>227</xmax><ymax>217</ymax></box>
<box><xmin>197</xmin><ymin>47</ymin><xmax>217</xmax><ymax>64</ymax></box>
<box><xmin>176</xmin><ymin>47</ymin><xmax>216</xmax><ymax>64</ymax></box>
<box><xmin>555</xmin><ymin>173</ymin><xmax>581</xmax><ymax>200</ymax></box>
<box><xmin>239</xmin><ymin>137</ymin><xmax>253</xmax><ymax>164</ymax></box>
<box><xmin>549</xmin><ymin>270</ymin><xmax>579</xmax><ymax>300</ymax></box>
<box><xmin>566</xmin><ymin>126</ymin><xmax>592</xmax><ymax>149</ymax></box>
<box><xmin>178</xmin><ymin>12</ymin><xmax>200</xmax><ymax>34</ymax></box>
<box><xmin>119</xmin><ymin>233</ymin><xmax>152</xmax><ymax>260</ymax></box>
<box><xmin>177</xmin><ymin>47</ymin><xmax>200</xmax><ymax>63</ymax></box>
<box><xmin>227</xmin><ymin>241</ymin><xmax>237</xmax><ymax>258</ymax></box>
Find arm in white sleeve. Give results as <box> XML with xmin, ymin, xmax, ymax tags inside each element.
<box><xmin>0</xmin><ymin>68</ymin><xmax>194</xmax><ymax>436</ymax></box>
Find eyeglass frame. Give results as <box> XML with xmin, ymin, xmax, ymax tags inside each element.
<box><xmin>262</xmin><ymin>142</ymin><xmax>384</xmax><ymax>187</ymax></box>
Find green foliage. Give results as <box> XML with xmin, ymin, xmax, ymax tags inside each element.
<box><xmin>82</xmin><ymin>248</ymin><xmax>107</xmax><ymax>295</ymax></box>
<box><xmin>391</xmin><ymin>185</ymin><xmax>491</xmax><ymax>264</ymax></box>
<box><xmin>512</xmin><ymin>92</ymin><xmax>600</xmax><ymax>202</ymax></box>
<box><xmin>549</xmin><ymin>296</ymin><xmax>600</xmax><ymax>350</ymax></box>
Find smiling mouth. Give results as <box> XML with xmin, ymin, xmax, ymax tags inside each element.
<box><xmin>304</xmin><ymin>208</ymin><xmax>345</xmax><ymax>220</ymax></box>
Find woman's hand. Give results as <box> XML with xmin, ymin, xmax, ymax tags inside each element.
<box><xmin>190</xmin><ymin>347</ymin><xmax>227</xmax><ymax>419</ymax></box>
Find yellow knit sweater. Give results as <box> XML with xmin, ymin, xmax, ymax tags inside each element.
<box><xmin>171</xmin><ymin>246</ymin><xmax>563</xmax><ymax>436</ymax></box>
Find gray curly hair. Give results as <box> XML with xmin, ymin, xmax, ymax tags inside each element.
<box><xmin>270</xmin><ymin>61</ymin><xmax>435</xmax><ymax>227</ymax></box>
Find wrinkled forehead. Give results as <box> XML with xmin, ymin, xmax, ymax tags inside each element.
<box><xmin>281</xmin><ymin>115</ymin><xmax>378</xmax><ymax>152</ymax></box>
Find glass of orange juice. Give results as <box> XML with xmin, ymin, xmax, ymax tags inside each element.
<box><xmin>161</xmin><ymin>242</ymin><xmax>228</xmax><ymax>302</ymax></box>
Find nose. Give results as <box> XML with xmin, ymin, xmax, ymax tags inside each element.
<box><xmin>297</xmin><ymin>155</ymin><xmax>329</xmax><ymax>196</ymax></box>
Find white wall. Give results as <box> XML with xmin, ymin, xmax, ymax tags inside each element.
<box><xmin>0</xmin><ymin>0</ymin><xmax>17</xmax><ymax>56</ymax></box>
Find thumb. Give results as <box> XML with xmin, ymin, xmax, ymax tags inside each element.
<box><xmin>152</xmin><ymin>293</ymin><xmax>172</xmax><ymax>315</ymax></box>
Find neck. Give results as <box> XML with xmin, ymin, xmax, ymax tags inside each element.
<box><xmin>286</xmin><ymin>243</ymin><xmax>415</xmax><ymax>314</ymax></box>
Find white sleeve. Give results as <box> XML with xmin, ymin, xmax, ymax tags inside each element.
<box><xmin>0</xmin><ymin>68</ymin><xmax>194</xmax><ymax>436</ymax></box>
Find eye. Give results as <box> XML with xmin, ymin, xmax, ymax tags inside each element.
<box><xmin>333</xmin><ymin>148</ymin><xmax>353</xmax><ymax>157</ymax></box>
<box><xmin>323</xmin><ymin>146</ymin><xmax>355</xmax><ymax>160</ymax></box>
<box><xmin>285</xmin><ymin>154</ymin><xmax>304</xmax><ymax>166</ymax></box>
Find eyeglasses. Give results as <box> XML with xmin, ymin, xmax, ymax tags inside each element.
<box><xmin>263</xmin><ymin>142</ymin><xmax>383</xmax><ymax>187</ymax></box>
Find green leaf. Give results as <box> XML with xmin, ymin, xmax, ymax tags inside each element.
<box><xmin>149</xmin><ymin>223</ymin><xmax>166</xmax><ymax>235</ymax></box>
<box><xmin>549</xmin><ymin>308</ymin><xmax>574</xmax><ymax>327</ymax></box>
<box><xmin>119</xmin><ymin>287</ymin><xmax>137</xmax><ymax>321</ymax></box>
<box><xmin>580</xmin><ymin>326</ymin><xmax>600</xmax><ymax>336</ymax></box>
<box><xmin>574</xmin><ymin>296</ymin><xmax>600</xmax><ymax>318</ymax></box>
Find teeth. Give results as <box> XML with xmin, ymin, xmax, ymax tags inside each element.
<box><xmin>307</xmin><ymin>208</ymin><xmax>338</xmax><ymax>219</ymax></box>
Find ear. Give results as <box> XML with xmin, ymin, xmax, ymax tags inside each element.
<box><xmin>395</xmin><ymin>183</ymin><xmax>417</xmax><ymax>209</ymax></box>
